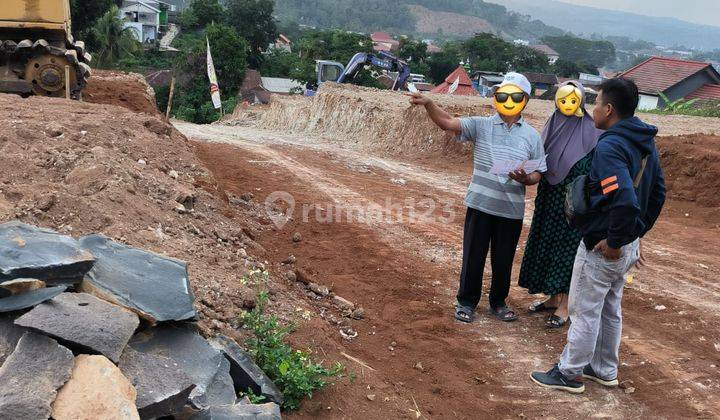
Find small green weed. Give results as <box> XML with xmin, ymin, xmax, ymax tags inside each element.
<box><xmin>242</xmin><ymin>290</ymin><xmax>344</xmax><ymax>410</ymax></box>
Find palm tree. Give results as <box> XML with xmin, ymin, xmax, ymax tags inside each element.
<box><xmin>91</xmin><ymin>5</ymin><xmax>141</xmax><ymax>68</ymax></box>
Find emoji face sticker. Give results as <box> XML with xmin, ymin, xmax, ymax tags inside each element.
<box><xmin>494</xmin><ymin>84</ymin><xmax>527</xmax><ymax>117</ymax></box>
<box><xmin>555</xmin><ymin>84</ymin><xmax>584</xmax><ymax>117</ymax></box>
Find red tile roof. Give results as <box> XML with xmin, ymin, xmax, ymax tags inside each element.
<box><xmin>431</xmin><ymin>66</ymin><xmax>477</xmax><ymax>96</ymax></box>
<box><xmin>371</xmin><ymin>32</ymin><xmax>393</xmax><ymax>42</ymax></box>
<box><xmin>686</xmin><ymin>84</ymin><xmax>720</xmax><ymax>101</ymax></box>
<box><xmin>426</xmin><ymin>44</ymin><xmax>442</xmax><ymax>54</ymax></box>
<box><xmin>619</xmin><ymin>56</ymin><xmax>712</xmax><ymax>94</ymax></box>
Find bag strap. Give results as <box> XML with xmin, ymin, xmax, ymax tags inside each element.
<box><xmin>633</xmin><ymin>156</ymin><xmax>649</xmax><ymax>188</ymax></box>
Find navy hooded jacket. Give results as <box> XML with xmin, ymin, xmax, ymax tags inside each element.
<box><xmin>582</xmin><ymin>116</ymin><xmax>666</xmax><ymax>250</ymax></box>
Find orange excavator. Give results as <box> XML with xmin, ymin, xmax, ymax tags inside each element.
<box><xmin>0</xmin><ymin>0</ymin><xmax>91</xmax><ymax>99</ymax></box>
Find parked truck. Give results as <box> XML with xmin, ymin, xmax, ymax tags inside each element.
<box><xmin>0</xmin><ymin>0</ymin><xmax>91</xmax><ymax>99</ymax></box>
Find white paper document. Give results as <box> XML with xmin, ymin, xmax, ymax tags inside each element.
<box><xmin>489</xmin><ymin>157</ymin><xmax>545</xmax><ymax>175</ymax></box>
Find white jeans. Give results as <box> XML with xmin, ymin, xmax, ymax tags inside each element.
<box><xmin>559</xmin><ymin>239</ymin><xmax>640</xmax><ymax>379</ymax></box>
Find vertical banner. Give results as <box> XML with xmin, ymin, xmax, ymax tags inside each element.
<box><xmin>206</xmin><ymin>37</ymin><xmax>222</xmax><ymax>109</ymax></box>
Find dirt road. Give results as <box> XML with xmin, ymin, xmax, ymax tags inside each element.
<box><xmin>176</xmin><ymin>121</ymin><xmax>720</xmax><ymax>419</ymax></box>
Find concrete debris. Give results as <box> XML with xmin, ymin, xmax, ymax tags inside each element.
<box><xmin>15</xmin><ymin>292</ymin><xmax>139</xmax><ymax>363</ymax></box>
<box><xmin>0</xmin><ymin>221</ymin><xmax>95</xmax><ymax>284</ymax></box>
<box><xmin>308</xmin><ymin>282</ymin><xmax>330</xmax><ymax>297</ymax></box>
<box><xmin>190</xmin><ymin>402</ymin><xmax>282</xmax><ymax>420</ymax></box>
<box><xmin>0</xmin><ymin>313</ymin><xmax>26</xmax><ymax>366</ymax></box>
<box><xmin>119</xmin><ymin>347</ymin><xmax>195</xmax><ymax>419</ymax></box>
<box><xmin>209</xmin><ymin>335</ymin><xmax>284</xmax><ymax>405</ymax></box>
<box><xmin>0</xmin><ymin>285</ymin><xmax>66</xmax><ymax>313</ymax></box>
<box><xmin>350</xmin><ymin>307</ymin><xmax>365</xmax><ymax>320</ymax></box>
<box><xmin>129</xmin><ymin>324</ymin><xmax>236</xmax><ymax>409</ymax></box>
<box><xmin>79</xmin><ymin>234</ymin><xmax>196</xmax><ymax>323</ymax></box>
<box><xmin>52</xmin><ymin>354</ymin><xmax>140</xmax><ymax>420</ymax></box>
<box><xmin>0</xmin><ymin>278</ymin><xmax>46</xmax><ymax>294</ymax></box>
<box><xmin>0</xmin><ymin>332</ymin><xmax>74</xmax><ymax>420</ymax></box>
<box><xmin>332</xmin><ymin>295</ymin><xmax>355</xmax><ymax>310</ymax></box>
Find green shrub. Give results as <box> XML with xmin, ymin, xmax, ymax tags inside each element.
<box><xmin>242</xmin><ymin>287</ymin><xmax>344</xmax><ymax>410</ymax></box>
<box><xmin>642</xmin><ymin>93</ymin><xmax>720</xmax><ymax>118</ymax></box>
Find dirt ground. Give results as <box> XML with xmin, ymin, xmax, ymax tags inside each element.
<box><xmin>177</xmin><ymin>119</ymin><xmax>720</xmax><ymax>419</ymax></box>
<box><xmin>5</xmin><ymin>74</ymin><xmax>719</xmax><ymax>419</ymax></box>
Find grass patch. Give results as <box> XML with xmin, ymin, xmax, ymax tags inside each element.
<box><xmin>241</xmin><ymin>271</ymin><xmax>344</xmax><ymax>410</ymax></box>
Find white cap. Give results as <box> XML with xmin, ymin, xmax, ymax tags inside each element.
<box><xmin>494</xmin><ymin>72</ymin><xmax>532</xmax><ymax>96</ymax></box>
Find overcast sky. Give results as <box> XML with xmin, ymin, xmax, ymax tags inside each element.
<box><xmin>556</xmin><ymin>0</ymin><xmax>720</xmax><ymax>27</ymax></box>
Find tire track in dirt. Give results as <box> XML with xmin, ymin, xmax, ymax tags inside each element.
<box><xmin>179</xmin><ymin>122</ymin><xmax>719</xmax><ymax>418</ymax></box>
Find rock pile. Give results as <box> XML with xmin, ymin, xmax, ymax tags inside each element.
<box><xmin>0</xmin><ymin>221</ymin><xmax>282</xmax><ymax>420</ymax></box>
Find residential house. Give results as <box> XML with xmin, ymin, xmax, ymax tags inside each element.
<box><xmin>371</xmin><ymin>32</ymin><xmax>399</xmax><ymax>53</ymax></box>
<box><xmin>619</xmin><ymin>56</ymin><xmax>720</xmax><ymax>109</ymax></box>
<box><xmin>524</xmin><ymin>72</ymin><xmax>559</xmax><ymax>97</ymax></box>
<box><xmin>273</xmin><ymin>34</ymin><xmax>292</xmax><ymax>52</ymax></box>
<box><xmin>471</xmin><ymin>71</ymin><xmax>504</xmax><ymax>97</ymax></box>
<box><xmin>529</xmin><ymin>44</ymin><xmax>560</xmax><ymax>64</ymax></box>
<box><xmin>426</xmin><ymin>43</ymin><xmax>442</xmax><ymax>54</ymax></box>
<box><xmin>260</xmin><ymin>77</ymin><xmax>305</xmax><ymax>95</ymax></box>
<box><xmin>120</xmin><ymin>1</ymin><xmax>165</xmax><ymax>43</ymax></box>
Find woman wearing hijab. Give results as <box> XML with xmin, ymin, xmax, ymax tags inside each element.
<box><xmin>519</xmin><ymin>81</ymin><xmax>603</xmax><ymax>328</ymax></box>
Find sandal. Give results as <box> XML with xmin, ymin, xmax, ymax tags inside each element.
<box><xmin>546</xmin><ymin>314</ymin><xmax>568</xmax><ymax>329</ymax></box>
<box><xmin>490</xmin><ymin>305</ymin><xmax>518</xmax><ymax>322</ymax></box>
<box><xmin>455</xmin><ymin>305</ymin><xmax>475</xmax><ymax>323</ymax></box>
<box><xmin>528</xmin><ymin>300</ymin><xmax>556</xmax><ymax>313</ymax></box>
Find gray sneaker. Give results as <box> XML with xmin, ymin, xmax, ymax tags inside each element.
<box><xmin>582</xmin><ymin>365</ymin><xmax>619</xmax><ymax>387</ymax></box>
<box><xmin>531</xmin><ymin>364</ymin><xmax>585</xmax><ymax>394</ymax></box>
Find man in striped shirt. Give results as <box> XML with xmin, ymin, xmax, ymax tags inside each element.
<box><xmin>408</xmin><ymin>72</ymin><xmax>546</xmax><ymax>323</ymax></box>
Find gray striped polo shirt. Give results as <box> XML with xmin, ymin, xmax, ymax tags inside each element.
<box><xmin>458</xmin><ymin>114</ymin><xmax>546</xmax><ymax>220</ymax></box>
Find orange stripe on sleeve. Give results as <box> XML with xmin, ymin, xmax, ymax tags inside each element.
<box><xmin>603</xmin><ymin>183</ymin><xmax>619</xmax><ymax>195</ymax></box>
<box><xmin>601</xmin><ymin>176</ymin><xmax>618</xmax><ymax>187</ymax></box>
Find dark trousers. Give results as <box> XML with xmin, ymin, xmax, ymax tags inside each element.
<box><xmin>457</xmin><ymin>207</ymin><xmax>523</xmax><ymax>309</ymax></box>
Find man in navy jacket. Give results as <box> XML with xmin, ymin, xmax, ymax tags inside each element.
<box><xmin>531</xmin><ymin>78</ymin><xmax>666</xmax><ymax>393</ymax></box>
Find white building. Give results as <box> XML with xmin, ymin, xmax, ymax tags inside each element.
<box><xmin>120</xmin><ymin>1</ymin><xmax>162</xmax><ymax>43</ymax></box>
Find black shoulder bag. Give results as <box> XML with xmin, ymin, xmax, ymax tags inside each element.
<box><xmin>564</xmin><ymin>156</ymin><xmax>648</xmax><ymax>229</ymax></box>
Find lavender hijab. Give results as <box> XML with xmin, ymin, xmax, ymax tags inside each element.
<box><xmin>542</xmin><ymin>81</ymin><xmax>603</xmax><ymax>185</ymax></box>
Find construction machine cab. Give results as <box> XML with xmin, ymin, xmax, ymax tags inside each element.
<box><xmin>317</xmin><ymin>60</ymin><xmax>345</xmax><ymax>84</ymax></box>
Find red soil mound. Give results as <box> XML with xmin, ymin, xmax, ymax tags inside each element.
<box><xmin>83</xmin><ymin>70</ymin><xmax>159</xmax><ymax>115</ymax></box>
<box><xmin>657</xmin><ymin>134</ymin><xmax>720</xmax><ymax>207</ymax></box>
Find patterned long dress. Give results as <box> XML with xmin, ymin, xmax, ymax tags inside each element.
<box><xmin>518</xmin><ymin>153</ymin><xmax>593</xmax><ymax>296</ymax></box>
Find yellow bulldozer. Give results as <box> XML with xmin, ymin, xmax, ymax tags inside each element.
<box><xmin>0</xmin><ymin>0</ymin><xmax>91</xmax><ymax>99</ymax></box>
